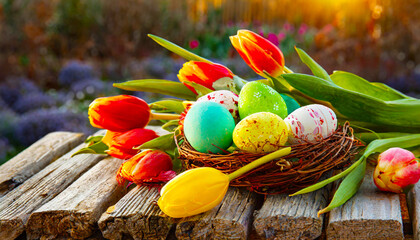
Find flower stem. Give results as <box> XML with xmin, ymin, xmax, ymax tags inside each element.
<box><xmin>283</xmin><ymin>66</ymin><xmax>294</xmax><ymax>74</ymax></box>
<box><xmin>150</xmin><ymin>112</ymin><xmax>181</xmax><ymax>120</ymax></box>
<box><xmin>227</xmin><ymin>147</ymin><xmax>292</xmax><ymax>181</ymax></box>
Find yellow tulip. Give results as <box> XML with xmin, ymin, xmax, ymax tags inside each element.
<box><xmin>158</xmin><ymin>147</ymin><xmax>291</xmax><ymax>218</ymax></box>
<box><xmin>158</xmin><ymin>167</ymin><xmax>229</xmax><ymax>218</ymax></box>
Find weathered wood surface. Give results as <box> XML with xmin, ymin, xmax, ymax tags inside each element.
<box><xmin>98</xmin><ymin>185</ymin><xmax>173</xmax><ymax>240</ymax></box>
<box><xmin>326</xmin><ymin>165</ymin><xmax>404</xmax><ymax>240</ymax></box>
<box><xmin>26</xmin><ymin>157</ymin><xmax>126</xmax><ymax>239</ymax></box>
<box><xmin>0</xmin><ymin>131</ymin><xmax>84</xmax><ymax>197</ymax></box>
<box><xmin>0</xmin><ymin>143</ymin><xmax>106</xmax><ymax>240</ymax></box>
<box><xmin>175</xmin><ymin>187</ymin><xmax>259</xmax><ymax>240</ymax></box>
<box><xmin>253</xmin><ymin>187</ymin><xmax>329</xmax><ymax>240</ymax></box>
<box><xmin>407</xmin><ymin>181</ymin><xmax>420</xmax><ymax>240</ymax></box>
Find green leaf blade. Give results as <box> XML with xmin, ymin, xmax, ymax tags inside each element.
<box><xmin>113</xmin><ymin>79</ymin><xmax>196</xmax><ymax>100</ymax></box>
<box><xmin>295</xmin><ymin>47</ymin><xmax>332</xmax><ymax>82</ymax></box>
<box><xmin>149</xmin><ymin>99</ymin><xmax>185</xmax><ymax>114</ymax></box>
<box><xmin>148</xmin><ymin>34</ymin><xmax>212</xmax><ymax>63</ymax></box>
<box><xmin>317</xmin><ymin>159</ymin><xmax>366</xmax><ymax>216</ymax></box>
<box><xmin>330</xmin><ymin>71</ymin><xmax>408</xmax><ymax>101</ymax></box>
<box><xmin>137</xmin><ymin>133</ymin><xmax>176</xmax><ymax>151</ymax></box>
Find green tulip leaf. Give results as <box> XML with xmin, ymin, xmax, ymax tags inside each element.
<box><xmin>84</xmin><ymin>135</ymin><xmax>104</xmax><ymax>144</ymax></box>
<box><xmin>330</xmin><ymin>71</ymin><xmax>410</xmax><ymax>101</ymax></box>
<box><xmin>148</xmin><ymin>34</ymin><xmax>212</xmax><ymax>63</ymax></box>
<box><xmin>71</xmin><ymin>141</ymin><xmax>108</xmax><ymax>157</ymax></box>
<box><xmin>370</xmin><ymin>82</ymin><xmax>412</xmax><ymax>99</ymax></box>
<box><xmin>113</xmin><ymin>79</ymin><xmax>196</xmax><ymax>100</ymax></box>
<box><xmin>317</xmin><ymin>159</ymin><xmax>366</xmax><ymax>216</ymax></box>
<box><xmin>295</xmin><ymin>47</ymin><xmax>332</xmax><ymax>82</ymax></box>
<box><xmin>162</xmin><ymin>120</ymin><xmax>180</xmax><ymax>132</ymax></box>
<box><xmin>183</xmin><ymin>81</ymin><xmax>213</xmax><ymax>97</ymax></box>
<box><xmin>136</xmin><ymin>133</ymin><xmax>176</xmax><ymax>151</ymax></box>
<box><xmin>149</xmin><ymin>99</ymin><xmax>185</xmax><ymax>114</ymax></box>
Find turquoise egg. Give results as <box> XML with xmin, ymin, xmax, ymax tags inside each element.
<box><xmin>184</xmin><ymin>101</ymin><xmax>235</xmax><ymax>154</ymax></box>
<box><xmin>280</xmin><ymin>94</ymin><xmax>301</xmax><ymax>115</ymax></box>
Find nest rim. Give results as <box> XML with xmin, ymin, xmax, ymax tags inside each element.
<box><xmin>177</xmin><ymin>122</ymin><xmax>363</xmax><ymax>195</ymax></box>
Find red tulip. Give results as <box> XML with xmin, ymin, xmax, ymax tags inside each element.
<box><xmin>102</xmin><ymin>128</ymin><xmax>159</xmax><ymax>160</ymax></box>
<box><xmin>374</xmin><ymin>147</ymin><xmax>420</xmax><ymax>193</ymax></box>
<box><xmin>178</xmin><ymin>61</ymin><xmax>234</xmax><ymax>94</ymax></box>
<box><xmin>116</xmin><ymin>150</ymin><xmax>175</xmax><ymax>185</ymax></box>
<box><xmin>88</xmin><ymin>95</ymin><xmax>150</xmax><ymax>132</ymax></box>
<box><xmin>230</xmin><ymin>30</ymin><xmax>285</xmax><ymax>78</ymax></box>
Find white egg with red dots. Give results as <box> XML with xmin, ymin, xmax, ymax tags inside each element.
<box><xmin>284</xmin><ymin>104</ymin><xmax>337</xmax><ymax>144</ymax></box>
<box><xmin>196</xmin><ymin>90</ymin><xmax>239</xmax><ymax>120</ymax></box>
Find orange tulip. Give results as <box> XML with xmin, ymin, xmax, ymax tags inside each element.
<box><xmin>116</xmin><ymin>150</ymin><xmax>175</xmax><ymax>185</ymax></box>
<box><xmin>230</xmin><ymin>30</ymin><xmax>285</xmax><ymax>78</ymax></box>
<box><xmin>88</xmin><ymin>95</ymin><xmax>150</xmax><ymax>132</ymax></box>
<box><xmin>102</xmin><ymin>128</ymin><xmax>159</xmax><ymax>160</ymax></box>
<box><xmin>178</xmin><ymin>61</ymin><xmax>234</xmax><ymax>94</ymax></box>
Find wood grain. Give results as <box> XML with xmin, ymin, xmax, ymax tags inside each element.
<box><xmin>0</xmin><ymin>143</ymin><xmax>105</xmax><ymax>240</ymax></box>
<box><xmin>98</xmin><ymin>185</ymin><xmax>174</xmax><ymax>240</ymax></box>
<box><xmin>253</xmin><ymin>188</ymin><xmax>328</xmax><ymax>240</ymax></box>
<box><xmin>0</xmin><ymin>131</ymin><xmax>84</xmax><ymax>196</ymax></box>
<box><xmin>407</xmin><ymin>182</ymin><xmax>420</xmax><ymax>240</ymax></box>
<box><xmin>327</xmin><ymin>165</ymin><xmax>404</xmax><ymax>240</ymax></box>
<box><xmin>176</xmin><ymin>187</ymin><xmax>259</xmax><ymax>240</ymax></box>
<box><xmin>26</xmin><ymin>157</ymin><xmax>126</xmax><ymax>239</ymax></box>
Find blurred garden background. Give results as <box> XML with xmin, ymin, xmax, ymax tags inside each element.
<box><xmin>0</xmin><ymin>0</ymin><xmax>419</xmax><ymax>164</ymax></box>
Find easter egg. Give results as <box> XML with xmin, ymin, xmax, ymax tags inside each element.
<box><xmin>233</xmin><ymin>112</ymin><xmax>288</xmax><ymax>153</ymax></box>
<box><xmin>197</xmin><ymin>90</ymin><xmax>239</xmax><ymax>120</ymax></box>
<box><xmin>280</xmin><ymin>94</ymin><xmax>300</xmax><ymax>114</ymax></box>
<box><xmin>284</xmin><ymin>104</ymin><xmax>337</xmax><ymax>144</ymax></box>
<box><xmin>238</xmin><ymin>81</ymin><xmax>288</xmax><ymax>119</ymax></box>
<box><xmin>184</xmin><ymin>101</ymin><xmax>235</xmax><ymax>154</ymax></box>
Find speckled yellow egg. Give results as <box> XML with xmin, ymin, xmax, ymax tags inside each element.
<box><xmin>233</xmin><ymin>112</ymin><xmax>288</xmax><ymax>153</ymax></box>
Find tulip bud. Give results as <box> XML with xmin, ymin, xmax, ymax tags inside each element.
<box><xmin>373</xmin><ymin>147</ymin><xmax>420</xmax><ymax>193</ymax></box>
<box><xmin>88</xmin><ymin>95</ymin><xmax>150</xmax><ymax>132</ymax></box>
<box><xmin>116</xmin><ymin>150</ymin><xmax>175</xmax><ymax>185</ymax></box>
<box><xmin>230</xmin><ymin>30</ymin><xmax>285</xmax><ymax>78</ymax></box>
<box><xmin>102</xmin><ymin>128</ymin><xmax>159</xmax><ymax>160</ymax></box>
<box><xmin>158</xmin><ymin>167</ymin><xmax>229</xmax><ymax>218</ymax></box>
<box><xmin>177</xmin><ymin>61</ymin><xmax>234</xmax><ymax>94</ymax></box>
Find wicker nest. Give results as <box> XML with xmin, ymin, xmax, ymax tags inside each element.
<box><xmin>177</xmin><ymin>122</ymin><xmax>363</xmax><ymax>194</ymax></box>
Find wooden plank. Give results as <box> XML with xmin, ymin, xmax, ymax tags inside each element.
<box><xmin>175</xmin><ymin>187</ymin><xmax>259</xmax><ymax>240</ymax></box>
<box><xmin>253</xmin><ymin>188</ymin><xmax>329</xmax><ymax>240</ymax></box>
<box><xmin>0</xmin><ymin>131</ymin><xmax>84</xmax><ymax>197</ymax></box>
<box><xmin>26</xmin><ymin>157</ymin><xmax>126</xmax><ymax>239</ymax></box>
<box><xmin>407</xmin><ymin>182</ymin><xmax>420</xmax><ymax>239</ymax></box>
<box><xmin>0</xmin><ymin>143</ymin><xmax>106</xmax><ymax>240</ymax></box>
<box><xmin>327</xmin><ymin>165</ymin><xmax>404</xmax><ymax>240</ymax></box>
<box><xmin>98</xmin><ymin>185</ymin><xmax>174</xmax><ymax>240</ymax></box>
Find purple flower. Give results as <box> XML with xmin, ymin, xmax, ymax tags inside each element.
<box><xmin>278</xmin><ymin>32</ymin><xmax>286</xmax><ymax>41</ymax></box>
<box><xmin>12</xmin><ymin>92</ymin><xmax>57</xmax><ymax>114</ymax></box>
<box><xmin>14</xmin><ymin>108</ymin><xmax>94</xmax><ymax>146</ymax></box>
<box><xmin>283</xmin><ymin>22</ymin><xmax>294</xmax><ymax>32</ymax></box>
<box><xmin>267</xmin><ymin>33</ymin><xmax>279</xmax><ymax>46</ymax></box>
<box><xmin>58</xmin><ymin>61</ymin><xmax>96</xmax><ymax>87</ymax></box>
<box><xmin>189</xmin><ymin>40</ymin><xmax>199</xmax><ymax>49</ymax></box>
<box><xmin>298</xmin><ymin>24</ymin><xmax>309</xmax><ymax>35</ymax></box>
<box><xmin>0</xmin><ymin>77</ymin><xmax>40</xmax><ymax>108</ymax></box>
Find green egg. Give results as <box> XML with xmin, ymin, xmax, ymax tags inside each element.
<box><xmin>280</xmin><ymin>93</ymin><xmax>301</xmax><ymax>115</ymax></box>
<box><xmin>238</xmin><ymin>81</ymin><xmax>288</xmax><ymax>119</ymax></box>
<box><xmin>184</xmin><ymin>101</ymin><xmax>235</xmax><ymax>154</ymax></box>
